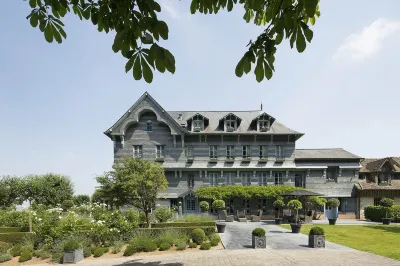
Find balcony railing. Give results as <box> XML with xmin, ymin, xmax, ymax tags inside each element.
<box><xmin>225</xmin><ymin>157</ymin><xmax>235</xmax><ymax>162</ymax></box>
<box><xmin>242</xmin><ymin>156</ymin><xmax>251</xmax><ymax>162</ymax></box>
<box><xmin>192</xmin><ymin>126</ymin><xmax>201</xmax><ymax>132</ymax></box>
<box><xmin>226</xmin><ymin>127</ymin><xmax>235</xmax><ymax>132</ymax></box>
<box><xmin>258</xmin><ymin>157</ymin><xmax>268</xmax><ymax>162</ymax></box>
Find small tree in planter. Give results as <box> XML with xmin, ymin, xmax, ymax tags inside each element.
<box><xmin>251</xmin><ymin>228</ymin><xmax>266</xmax><ymax>249</ymax></box>
<box><xmin>200</xmin><ymin>201</ymin><xmax>210</xmax><ymax>213</ymax></box>
<box><xmin>287</xmin><ymin>199</ymin><xmax>302</xmax><ymax>233</ymax></box>
<box><xmin>309</xmin><ymin>196</ymin><xmax>327</xmax><ymax>220</ymax></box>
<box><xmin>380</xmin><ymin>198</ymin><xmax>394</xmax><ymax>225</ymax></box>
<box><xmin>63</xmin><ymin>239</ymin><xmax>83</xmax><ymax>264</ymax></box>
<box><xmin>325</xmin><ymin>198</ymin><xmax>340</xmax><ymax>225</ymax></box>
<box><xmin>308</xmin><ymin>226</ymin><xmax>325</xmax><ymax>248</ymax></box>
<box><xmin>273</xmin><ymin>199</ymin><xmax>285</xmax><ymax>225</ymax></box>
<box><xmin>212</xmin><ymin>200</ymin><xmax>226</xmax><ymax>233</ymax></box>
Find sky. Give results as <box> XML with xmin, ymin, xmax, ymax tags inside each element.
<box><xmin>1</xmin><ymin>1</ymin><xmax>400</xmax><ymax>195</ymax></box>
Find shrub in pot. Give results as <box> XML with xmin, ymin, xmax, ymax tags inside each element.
<box><xmin>251</xmin><ymin>228</ymin><xmax>266</xmax><ymax>249</ymax></box>
<box><xmin>62</xmin><ymin>239</ymin><xmax>83</xmax><ymax>264</ymax></box>
<box><xmin>273</xmin><ymin>199</ymin><xmax>285</xmax><ymax>225</ymax></box>
<box><xmin>287</xmin><ymin>200</ymin><xmax>302</xmax><ymax>233</ymax></box>
<box><xmin>325</xmin><ymin>198</ymin><xmax>340</xmax><ymax>225</ymax></box>
<box><xmin>308</xmin><ymin>226</ymin><xmax>325</xmax><ymax>248</ymax></box>
<box><xmin>380</xmin><ymin>198</ymin><xmax>394</xmax><ymax>225</ymax></box>
<box><xmin>199</xmin><ymin>201</ymin><xmax>210</xmax><ymax>213</ymax></box>
<box><xmin>212</xmin><ymin>200</ymin><xmax>226</xmax><ymax>233</ymax></box>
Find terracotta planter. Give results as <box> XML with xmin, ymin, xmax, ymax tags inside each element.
<box><xmin>382</xmin><ymin>218</ymin><xmax>391</xmax><ymax>225</ymax></box>
<box><xmin>328</xmin><ymin>219</ymin><xmax>337</xmax><ymax>225</ymax></box>
<box><xmin>290</xmin><ymin>223</ymin><xmax>302</xmax><ymax>233</ymax></box>
<box><xmin>275</xmin><ymin>218</ymin><xmax>282</xmax><ymax>225</ymax></box>
<box><xmin>216</xmin><ymin>223</ymin><xmax>226</xmax><ymax>233</ymax></box>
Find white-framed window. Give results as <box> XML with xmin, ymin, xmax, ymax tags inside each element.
<box><xmin>226</xmin><ymin>145</ymin><xmax>235</xmax><ymax>159</ymax></box>
<box><xmin>188</xmin><ymin>175</ymin><xmax>195</xmax><ymax>188</ymax></box>
<box><xmin>258</xmin><ymin>114</ymin><xmax>270</xmax><ymax>131</ymax></box>
<box><xmin>274</xmin><ymin>172</ymin><xmax>283</xmax><ymax>185</ymax></box>
<box><xmin>225</xmin><ymin>114</ymin><xmax>237</xmax><ymax>131</ymax></box>
<box><xmin>185</xmin><ymin>146</ymin><xmax>194</xmax><ymax>159</ymax></box>
<box><xmin>192</xmin><ymin>115</ymin><xmax>204</xmax><ymax>132</ymax></box>
<box><xmin>209</xmin><ymin>173</ymin><xmax>219</xmax><ymax>186</ymax></box>
<box><xmin>133</xmin><ymin>145</ymin><xmax>143</xmax><ymax>158</ymax></box>
<box><xmin>225</xmin><ymin>172</ymin><xmax>234</xmax><ymax>185</ymax></box>
<box><xmin>156</xmin><ymin>145</ymin><xmax>164</xmax><ymax>158</ymax></box>
<box><xmin>241</xmin><ymin>172</ymin><xmax>251</xmax><ymax>186</ymax></box>
<box><xmin>209</xmin><ymin>145</ymin><xmax>218</xmax><ymax>159</ymax></box>
<box><xmin>242</xmin><ymin>145</ymin><xmax>251</xmax><ymax>158</ymax></box>
<box><xmin>275</xmin><ymin>145</ymin><xmax>284</xmax><ymax>158</ymax></box>
<box><xmin>259</xmin><ymin>145</ymin><xmax>268</xmax><ymax>158</ymax></box>
<box><xmin>146</xmin><ymin>120</ymin><xmax>152</xmax><ymax>131</ymax></box>
<box><xmin>259</xmin><ymin>172</ymin><xmax>268</xmax><ymax>186</ymax></box>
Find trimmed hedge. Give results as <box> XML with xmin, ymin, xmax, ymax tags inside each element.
<box><xmin>151</xmin><ymin>222</ymin><xmax>216</xmax><ymax>228</ymax></box>
<box><xmin>0</xmin><ymin>227</ymin><xmax>24</xmax><ymax>233</ymax></box>
<box><xmin>135</xmin><ymin>226</ymin><xmax>215</xmax><ymax>236</ymax></box>
<box><xmin>364</xmin><ymin>205</ymin><xmax>400</xmax><ymax>222</ymax></box>
<box><xmin>0</xmin><ymin>232</ymin><xmax>34</xmax><ymax>244</ymax></box>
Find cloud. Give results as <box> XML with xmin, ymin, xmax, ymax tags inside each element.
<box><xmin>161</xmin><ymin>2</ymin><xmax>180</xmax><ymax>20</ymax></box>
<box><xmin>333</xmin><ymin>18</ymin><xmax>400</xmax><ymax>62</ymax></box>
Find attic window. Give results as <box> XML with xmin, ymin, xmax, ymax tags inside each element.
<box><xmin>192</xmin><ymin>114</ymin><xmax>204</xmax><ymax>132</ymax></box>
<box><xmin>258</xmin><ymin>114</ymin><xmax>270</xmax><ymax>132</ymax></box>
<box><xmin>225</xmin><ymin>114</ymin><xmax>238</xmax><ymax>132</ymax></box>
<box><xmin>146</xmin><ymin>120</ymin><xmax>152</xmax><ymax>131</ymax></box>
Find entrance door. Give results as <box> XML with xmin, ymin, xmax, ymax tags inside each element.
<box><xmin>185</xmin><ymin>196</ymin><xmax>196</xmax><ymax>214</ymax></box>
<box><xmin>295</xmin><ymin>173</ymin><xmax>305</xmax><ymax>188</ymax></box>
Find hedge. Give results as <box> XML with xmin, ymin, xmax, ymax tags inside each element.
<box><xmin>151</xmin><ymin>222</ymin><xmax>216</xmax><ymax>228</ymax></box>
<box><xmin>364</xmin><ymin>205</ymin><xmax>400</xmax><ymax>222</ymax></box>
<box><xmin>135</xmin><ymin>226</ymin><xmax>216</xmax><ymax>236</ymax></box>
<box><xmin>0</xmin><ymin>227</ymin><xmax>25</xmax><ymax>233</ymax></box>
<box><xmin>0</xmin><ymin>232</ymin><xmax>34</xmax><ymax>244</ymax></box>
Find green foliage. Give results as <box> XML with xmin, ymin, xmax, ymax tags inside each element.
<box><xmin>158</xmin><ymin>242</ymin><xmax>171</xmax><ymax>251</ymax></box>
<box><xmin>196</xmin><ymin>185</ymin><xmax>306</xmax><ymax>200</ymax></box>
<box><xmin>175</xmin><ymin>240</ymin><xmax>187</xmax><ymax>250</ymax></box>
<box><xmin>200</xmin><ymin>242</ymin><xmax>211</xmax><ymax>250</ymax></box>
<box><xmin>326</xmin><ymin>198</ymin><xmax>340</xmax><ymax>208</ymax></box>
<box><xmin>191</xmin><ymin>228</ymin><xmax>206</xmax><ymax>245</ymax></box>
<box><xmin>0</xmin><ymin>241</ymin><xmax>11</xmax><ymax>254</ymax></box>
<box><xmin>155</xmin><ymin>233</ymin><xmax>174</xmax><ymax>247</ymax></box>
<box><xmin>63</xmin><ymin>239</ymin><xmax>81</xmax><ymax>252</ymax></box>
<box><xmin>93</xmin><ymin>247</ymin><xmax>108</xmax><ymax>257</ymax></box>
<box><xmin>61</xmin><ymin>199</ymin><xmax>75</xmax><ymax>211</ymax></box>
<box><xmin>142</xmin><ymin>240</ymin><xmax>157</xmax><ymax>252</ymax></box>
<box><xmin>135</xmin><ymin>226</ymin><xmax>215</xmax><ymax>237</ymax></box>
<box><xmin>252</xmin><ymin>228</ymin><xmax>266</xmax><ymax>237</ymax></box>
<box><xmin>18</xmin><ymin>250</ymin><xmax>33</xmax><ymax>262</ymax></box>
<box><xmin>96</xmin><ymin>158</ymin><xmax>168</xmax><ymax>227</ymax></box>
<box><xmin>0</xmin><ymin>232</ymin><xmax>34</xmax><ymax>244</ymax></box>
<box><xmin>199</xmin><ymin>201</ymin><xmax>210</xmax><ymax>212</ymax></box>
<box><xmin>10</xmin><ymin>245</ymin><xmax>22</xmax><ymax>257</ymax></box>
<box><xmin>154</xmin><ymin>206</ymin><xmax>172</xmax><ymax>223</ymax></box>
<box><xmin>287</xmin><ymin>200</ymin><xmax>302</xmax><ymax>211</ymax></box>
<box><xmin>151</xmin><ymin>222</ymin><xmax>216</xmax><ymax>228</ymax></box>
<box><xmin>379</xmin><ymin>198</ymin><xmax>394</xmax><ymax>208</ymax></box>
<box><xmin>72</xmin><ymin>195</ymin><xmax>91</xmax><ymax>206</ymax></box>
<box><xmin>209</xmin><ymin>233</ymin><xmax>220</xmax><ymax>247</ymax></box>
<box><xmin>309</xmin><ymin>196</ymin><xmax>326</xmax><ymax>207</ymax></box>
<box><xmin>0</xmin><ymin>227</ymin><xmax>24</xmax><ymax>233</ymax></box>
<box><xmin>0</xmin><ymin>176</ymin><xmax>25</xmax><ymax>207</ymax></box>
<box><xmin>309</xmin><ymin>226</ymin><xmax>324</xmax><ymax>235</ymax></box>
<box><xmin>129</xmin><ymin>236</ymin><xmax>157</xmax><ymax>253</ymax></box>
<box><xmin>173</xmin><ymin>214</ymin><xmax>214</xmax><ymax>223</ymax></box>
<box><xmin>83</xmin><ymin>246</ymin><xmax>92</xmax><ymax>258</ymax></box>
<box><xmin>111</xmin><ymin>240</ymin><xmax>124</xmax><ymax>254</ymax></box>
<box><xmin>0</xmin><ymin>254</ymin><xmax>12</xmax><ymax>263</ymax></box>
<box><xmin>123</xmin><ymin>245</ymin><xmax>136</xmax><ymax>256</ymax></box>
<box><xmin>273</xmin><ymin>199</ymin><xmax>285</xmax><ymax>208</ymax></box>
<box><xmin>124</xmin><ymin>209</ymin><xmax>140</xmax><ymax>225</ymax></box>
<box><xmin>188</xmin><ymin>242</ymin><xmax>197</xmax><ymax>248</ymax></box>
<box><xmin>364</xmin><ymin>206</ymin><xmax>400</xmax><ymax>222</ymax></box>
<box><xmin>212</xmin><ymin>200</ymin><xmax>226</xmax><ymax>211</ymax></box>
<box><xmin>36</xmin><ymin>250</ymin><xmax>51</xmax><ymax>259</ymax></box>
<box><xmin>0</xmin><ymin>210</ymin><xmax>29</xmax><ymax>228</ymax></box>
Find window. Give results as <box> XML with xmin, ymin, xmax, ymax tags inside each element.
<box><xmin>259</xmin><ymin>172</ymin><xmax>268</xmax><ymax>186</ymax></box>
<box><xmin>209</xmin><ymin>173</ymin><xmax>219</xmax><ymax>186</ymax></box>
<box><xmin>241</xmin><ymin>172</ymin><xmax>251</xmax><ymax>186</ymax></box>
<box><xmin>378</xmin><ymin>173</ymin><xmax>389</xmax><ymax>184</ymax></box>
<box><xmin>275</xmin><ymin>145</ymin><xmax>284</xmax><ymax>158</ymax></box>
<box><xmin>226</xmin><ymin>145</ymin><xmax>235</xmax><ymax>159</ymax></box>
<box><xmin>133</xmin><ymin>145</ymin><xmax>143</xmax><ymax>158</ymax></box>
<box><xmin>170</xmin><ymin>199</ymin><xmax>178</xmax><ymax>208</ymax></box>
<box><xmin>225</xmin><ymin>114</ymin><xmax>237</xmax><ymax>131</ymax></box>
<box><xmin>259</xmin><ymin>146</ymin><xmax>268</xmax><ymax>158</ymax></box>
<box><xmin>209</xmin><ymin>146</ymin><xmax>218</xmax><ymax>159</ymax></box>
<box><xmin>242</xmin><ymin>146</ymin><xmax>251</xmax><ymax>158</ymax></box>
<box><xmin>156</xmin><ymin>145</ymin><xmax>164</xmax><ymax>158</ymax></box>
<box><xmin>186</xmin><ymin>199</ymin><xmax>195</xmax><ymax>211</ymax></box>
<box><xmin>274</xmin><ymin>172</ymin><xmax>283</xmax><ymax>185</ymax></box>
<box><xmin>326</xmin><ymin>166</ymin><xmax>338</xmax><ymax>182</ymax></box>
<box><xmin>225</xmin><ymin>172</ymin><xmax>234</xmax><ymax>185</ymax></box>
<box><xmin>188</xmin><ymin>175</ymin><xmax>195</xmax><ymax>188</ymax></box>
<box><xmin>146</xmin><ymin>120</ymin><xmax>152</xmax><ymax>131</ymax></box>
<box><xmin>185</xmin><ymin>146</ymin><xmax>194</xmax><ymax>160</ymax></box>
<box><xmin>295</xmin><ymin>173</ymin><xmax>304</xmax><ymax>187</ymax></box>
<box><xmin>374</xmin><ymin>198</ymin><xmax>381</xmax><ymax>206</ymax></box>
<box><xmin>258</xmin><ymin>114</ymin><xmax>270</xmax><ymax>131</ymax></box>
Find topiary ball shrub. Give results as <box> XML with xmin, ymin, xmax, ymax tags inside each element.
<box><xmin>93</xmin><ymin>247</ymin><xmax>108</xmax><ymax>258</ymax></box>
<box><xmin>199</xmin><ymin>201</ymin><xmax>210</xmax><ymax>212</ymax></box>
<box><xmin>142</xmin><ymin>240</ymin><xmax>157</xmax><ymax>252</ymax></box>
<box><xmin>212</xmin><ymin>200</ymin><xmax>226</xmax><ymax>211</ymax></box>
<box><xmin>18</xmin><ymin>250</ymin><xmax>33</xmax><ymax>262</ymax></box>
<box><xmin>155</xmin><ymin>233</ymin><xmax>174</xmax><ymax>247</ymax></box>
<box><xmin>326</xmin><ymin>198</ymin><xmax>340</xmax><ymax>208</ymax></box>
<box><xmin>252</xmin><ymin>228</ymin><xmax>266</xmax><ymax>237</ymax></box>
<box><xmin>309</xmin><ymin>226</ymin><xmax>325</xmax><ymax>235</ymax></box>
<box><xmin>380</xmin><ymin>198</ymin><xmax>394</xmax><ymax>208</ymax></box>
<box><xmin>0</xmin><ymin>254</ymin><xmax>12</xmax><ymax>263</ymax></box>
<box><xmin>188</xmin><ymin>242</ymin><xmax>197</xmax><ymax>248</ymax></box>
<box><xmin>63</xmin><ymin>239</ymin><xmax>82</xmax><ymax>252</ymax></box>
<box><xmin>0</xmin><ymin>241</ymin><xmax>11</xmax><ymax>254</ymax></box>
<box><xmin>159</xmin><ymin>242</ymin><xmax>171</xmax><ymax>251</ymax></box>
<box><xmin>123</xmin><ymin>245</ymin><xmax>136</xmax><ymax>256</ymax></box>
<box><xmin>175</xmin><ymin>240</ymin><xmax>187</xmax><ymax>251</ymax></box>
<box><xmin>209</xmin><ymin>233</ymin><xmax>220</xmax><ymax>247</ymax></box>
<box><xmin>200</xmin><ymin>242</ymin><xmax>212</xmax><ymax>250</ymax></box>
<box><xmin>191</xmin><ymin>228</ymin><xmax>206</xmax><ymax>245</ymax></box>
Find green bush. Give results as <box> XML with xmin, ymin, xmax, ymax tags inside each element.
<box><xmin>83</xmin><ymin>247</ymin><xmax>92</xmax><ymax>258</ymax></box>
<box><xmin>175</xmin><ymin>240</ymin><xmax>186</xmax><ymax>250</ymax></box>
<box><xmin>129</xmin><ymin>237</ymin><xmax>157</xmax><ymax>253</ymax></box>
<box><xmin>287</xmin><ymin>200</ymin><xmax>302</xmax><ymax>211</ymax></box>
<box><xmin>364</xmin><ymin>205</ymin><xmax>400</xmax><ymax>222</ymax></box>
<box><xmin>61</xmin><ymin>199</ymin><xmax>75</xmax><ymax>211</ymax></box>
<box><xmin>0</xmin><ymin>211</ymin><xmax>29</xmax><ymax>228</ymax></box>
<box><xmin>92</xmin><ymin>247</ymin><xmax>109</xmax><ymax>258</ymax></box>
<box><xmin>173</xmin><ymin>214</ymin><xmax>214</xmax><ymax>223</ymax></box>
<box><xmin>309</xmin><ymin>226</ymin><xmax>325</xmax><ymax>235</ymax></box>
<box><xmin>0</xmin><ymin>227</ymin><xmax>24</xmax><ymax>233</ymax></box>
<box><xmin>0</xmin><ymin>254</ymin><xmax>12</xmax><ymax>263</ymax></box>
<box><xmin>123</xmin><ymin>245</ymin><xmax>136</xmax><ymax>256</ymax></box>
<box><xmin>200</xmin><ymin>242</ymin><xmax>211</xmax><ymax>250</ymax></box>
<box><xmin>326</xmin><ymin>198</ymin><xmax>340</xmax><ymax>208</ymax></box>
<box><xmin>0</xmin><ymin>232</ymin><xmax>34</xmax><ymax>244</ymax></box>
<box><xmin>252</xmin><ymin>228</ymin><xmax>266</xmax><ymax>237</ymax></box>
<box><xmin>380</xmin><ymin>198</ymin><xmax>394</xmax><ymax>208</ymax></box>
<box><xmin>191</xmin><ymin>228</ymin><xmax>206</xmax><ymax>245</ymax></box>
<box><xmin>273</xmin><ymin>199</ymin><xmax>285</xmax><ymax>208</ymax></box>
<box><xmin>36</xmin><ymin>250</ymin><xmax>51</xmax><ymax>259</ymax></box>
<box><xmin>63</xmin><ymin>239</ymin><xmax>82</xmax><ymax>252</ymax></box>
<box><xmin>134</xmin><ymin>226</ymin><xmax>215</xmax><ymax>236</ymax></box>
<box><xmin>155</xmin><ymin>233</ymin><xmax>174</xmax><ymax>247</ymax></box>
<box><xmin>209</xmin><ymin>233</ymin><xmax>220</xmax><ymax>247</ymax></box>
<box><xmin>111</xmin><ymin>240</ymin><xmax>124</xmax><ymax>254</ymax></box>
<box><xmin>151</xmin><ymin>222</ymin><xmax>216</xmax><ymax>228</ymax></box>
<box><xmin>18</xmin><ymin>250</ymin><xmax>33</xmax><ymax>262</ymax></box>
<box><xmin>154</xmin><ymin>206</ymin><xmax>172</xmax><ymax>223</ymax></box>
<box><xmin>10</xmin><ymin>245</ymin><xmax>22</xmax><ymax>257</ymax></box>
<box><xmin>199</xmin><ymin>201</ymin><xmax>210</xmax><ymax>212</ymax></box>
<box><xmin>0</xmin><ymin>241</ymin><xmax>11</xmax><ymax>254</ymax></box>
<box><xmin>188</xmin><ymin>242</ymin><xmax>197</xmax><ymax>248</ymax></box>
<box><xmin>158</xmin><ymin>242</ymin><xmax>171</xmax><ymax>251</ymax></box>
<box><xmin>142</xmin><ymin>239</ymin><xmax>157</xmax><ymax>252</ymax></box>
<box><xmin>212</xmin><ymin>200</ymin><xmax>225</xmax><ymax>211</ymax></box>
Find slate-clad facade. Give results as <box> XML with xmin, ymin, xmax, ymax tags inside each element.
<box><xmin>105</xmin><ymin>92</ymin><xmax>363</xmax><ymax>218</ymax></box>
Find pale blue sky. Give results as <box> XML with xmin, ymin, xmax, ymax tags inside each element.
<box><xmin>1</xmin><ymin>1</ymin><xmax>399</xmax><ymax>195</ymax></box>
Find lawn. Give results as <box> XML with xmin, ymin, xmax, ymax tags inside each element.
<box><xmin>280</xmin><ymin>224</ymin><xmax>400</xmax><ymax>261</ymax></box>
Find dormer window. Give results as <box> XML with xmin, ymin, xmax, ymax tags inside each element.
<box><xmin>258</xmin><ymin>114</ymin><xmax>270</xmax><ymax>132</ymax></box>
<box><xmin>188</xmin><ymin>114</ymin><xmax>208</xmax><ymax>132</ymax></box>
<box><xmin>146</xmin><ymin>120</ymin><xmax>152</xmax><ymax>131</ymax></box>
<box><xmin>222</xmin><ymin>113</ymin><xmax>241</xmax><ymax>132</ymax></box>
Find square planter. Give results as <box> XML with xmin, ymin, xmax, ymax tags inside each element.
<box><xmin>252</xmin><ymin>236</ymin><xmax>266</xmax><ymax>249</ymax></box>
<box><xmin>63</xmin><ymin>249</ymin><xmax>83</xmax><ymax>264</ymax></box>
<box><xmin>308</xmin><ymin>235</ymin><xmax>325</xmax><ymax>248</ymax></box>
<box><xmin>382</xmin><ymin>218</ymin><xmax>391</xmax><ymax>225</ymax></box>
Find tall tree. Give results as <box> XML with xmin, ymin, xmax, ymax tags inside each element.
<box><xmin>72</xmin><ymin>194</ymin><xmax>91</xmax><ymax>206</ymax></box>
<box><xmin>0</xmin><ymin>176</ymin><xmax>25</xmax><ymax>208</ymax></box>
<box><xmin>96</xmin><ymin>157</ymin><xmax>168</xmax><ymax>227</ymax></box>
<box><xmin>25</xmin><ymin>0</ymin><xmax>320</xmax><ymax>83</ymax></box>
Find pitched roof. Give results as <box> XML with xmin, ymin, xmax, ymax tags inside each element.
<box><xmin>360</xmin><ymin>157</ymin><xmax>400</xmax><ymax>172</ymax></box>
<box><xmin>294</xmin><ymin>148</ymin><xmax>361</xmax><ymax>160</ymax></box>
<box><xmin>356</xmin><ymin>180</ymin><xmax>400</xmax><ymax>190</ymax></box>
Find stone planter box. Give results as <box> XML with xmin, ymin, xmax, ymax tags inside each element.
<box><xmin>382</xmin><ymin>218</ymin><xmax>391</xmax><ymax>225</ymax></box>
<box><xmin>308</xmin><ymin>235</ymin><xmax>325</xmax><ymax>248</ymax></box>
<box><xmin>63</xmin><ymin>249</ymin><xmax>83</xmax><ymax>264</ymax></box>
<box><xmin>252</xmin><ymin>236</ymin><xmax>266</xmax><ymax>249</ymax></box>
<box><xmin>290</xmin><ymin>223</ymin><xmax>302</xmax><ymax>233</ymax></box>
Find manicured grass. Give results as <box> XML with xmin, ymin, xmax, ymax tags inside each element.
<box><xmin>280</xmin><ymin>224</ymin><xmax>400</xmax><ymax>261</ymax></box>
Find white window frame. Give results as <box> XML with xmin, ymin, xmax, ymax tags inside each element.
<box><xmin>226</xmin><ymin>145</ymin><xmax>235</xmax><ymax>159</ymax></box>
<box><xmin>242</xmin><ymin>145</ymin><xmax>251</xmax><ymax>158</ymax></box>
<box><xmin>241</xmin><ymin>172</ymin><xmax>251</xmax><ymax>186</ymax></box>
<box><xmin>274</xmin><ymin>172</ymin><xmax>283</xmax><ymax>185</ymax></box>
<box><xmin>209</xmin><ymin>145</ymin><xmax>218</xmax><ymax>159</ymax></box>
<box><xmin>225</xmin><ymin>114</ymin><xmax>237</xmax><ymax>131</ymax></box>
<box><xmin>192</xmin><ymin>115</ymin><xmax>204</xmax><ymax>132</ymax></box>
<box><xmin>133</xmin><ymin>145</ymin><xmax>143</xmax><ymax>158</ymax></box>
<box><xmin>225</xmin><ymin>172</ymin><xmax>234</xmax><ymax>185</ymax></box>
<box><xmin>185</xmin><ymin>146</ymin><xmax>194</xmax><ymax>159</ymax></box>
<box><xmin>259</xmin><ymin>145</ymin><xmax>268</xmax><ymax>158</ymax></box>
<box><xmin>156</xmin><ymin>145</ymin><xmax>164</xmax><ymax>158</ymax></box>
<box><xmin>275</xmin><ymin>145</ymin><xmax>284</xmax><ymax>158</ymax></box>
<box><xmin>209</xmin><ymin>173</ymin><xmax>219</xmax><ymax>187</ymax></box>
<box><xmin>146</xmin><ymin>120</ymin><xmax>152</xmax><ymax>131</ymax></box>
<box><xmin>259</xmin><ymin>172</ymin><xmax>268</xmax><ymax>186</ymax></box>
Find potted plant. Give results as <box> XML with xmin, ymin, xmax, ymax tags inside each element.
<box><xmin>309</xmin><ymin>196</ymin><xmax>326</xmax><ymax>220</ymax></box>
<box><xmin>251</xmin><ymin>228</ymin><xmax>266</xmax><ymax>249</ymax></box>
<box><xmin>199</xmin><ymin>201</ymin><xmax>209</xmax><ymax>213</ymax></box>
<box><xmin>380</xmin><ymin>198</ymin><xmax>394</xmax><ymax>225</ymax></box>
<box><xmin>325</xmin><ymin>198</ymin><xmax>340</xmax><ymax>225</ymax></box>
<box><xmin>273</xmin><ymin>199</ymin><xmax>285</xmax><ymax>225</ymax></box>
<box><xmin>212</xmin><ymin>199</ymin><xmax>226</xmax><ymax>233</ymax></box>
<box><xmin>287</xmin><ymin>199</ymin><xmax>302</xmax><ymax>233</ymax></box>
<box><xmin>63</xmin><ymin>239</ymin><xmax>83</xmax><ymax>264</ymax></box>
<box><xmin>308</xmin><ymin>226</ymin><xmax>325</xmax><ymax>248</ymax></box>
